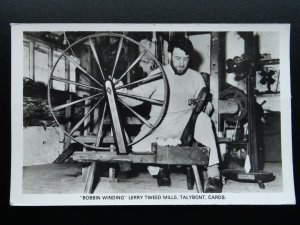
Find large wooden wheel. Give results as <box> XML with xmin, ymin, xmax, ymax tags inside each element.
<box><xmin>48</xmin><ymin>33</ymin><xmax>169</xmax><ymax>152</ymax></box>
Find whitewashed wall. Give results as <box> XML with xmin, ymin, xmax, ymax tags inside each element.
<box><xmin>255</xmin><ymin>32</ymin><xmax>280</xmax><ymax>58</ymax></box>
<box><xmin>23</xmin><ymin>127</ymin><xmax>64</xmax><ymax>166</ymax></box>
<box><xmin>225</xmin><ymin>32</ymin><xmax>280</xmax><ymax>112</ymax></box>
<box><xmin>189</xmin><ymin>34</ymin><xmax>211</xmax><ymax>74</ymax></box>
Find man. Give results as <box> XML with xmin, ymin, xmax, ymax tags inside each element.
<box><xmin>119</xmin><ymin>37</ymin><xmax>222</xmax><ymax>193</ymax></box>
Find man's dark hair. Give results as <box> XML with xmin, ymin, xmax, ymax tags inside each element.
<box><xmin>168</xmin><ymin>37</ymin><xmax>193</xmax><ymax>55</ymax></box>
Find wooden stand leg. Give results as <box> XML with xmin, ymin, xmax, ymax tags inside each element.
<box><xmin>81</xmin><ymin>146</ymin><xmax>88</xmax><ymax>182</ymax></box>
<box><xmin>109</xmin><ymin>143</ymin><xmax>117</xmax><ymax>181</ymax></box>
<box><xmin>82</xmin><ymin>98</ymin><xmax>92</xmax><ymax>183</ymax></box>
<box><xmin>192</xmin><ymin>165</ymin><xmax>203</xmax><ymax>193</ymax></box>
<box><xmin>82</xmin><ymin>167</ymin><xmax>88</xmax><ymax>182</ymax></box>
<box><xmin>84</xmin><ymin>162</ymin><xmax>97</xmax><ymax>194</ymax></box>
<box><xmin>186</xmin><ymin>166</ymin><xmax>194</xmax><ymax>190</ymax></box>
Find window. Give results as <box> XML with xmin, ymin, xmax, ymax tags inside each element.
<box><xmin>52</xmin><ymin>50</ymin><xmax>66</xmax><ymax>91</ymax></box>
<box><xmin>23</xmin><ymin>42</ymin><xmax>30</xmax><ymax>78</ymax></box>
<box><xmin>34</xmin><ymin>45</ymin><xmax>49</xmax><ymax>84</ymax></box>
<box><xmin>23</xmin><ymin>38</ymin><xmax>78</xmax><ymax>93</ymax></box>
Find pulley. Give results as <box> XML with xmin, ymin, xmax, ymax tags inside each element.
<box><xmin>219</xmin><ymin>87</ymin><xmax>247</xmax><ymax>122</ymax></box>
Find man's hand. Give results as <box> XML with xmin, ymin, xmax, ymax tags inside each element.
<box><xmin>113</xmin><ymin>78</ymin><xmax>127</xmax><ymax>94</ymax></box>
<box><xmin>156</xmin><ymin>137</ymin><xmax>182</xmax><ymax>147</ymax></box>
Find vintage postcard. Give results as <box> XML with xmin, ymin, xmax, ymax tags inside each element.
<box><xmin>10</xmin><ymin>23</ymin><xmax>294</xmax><ymax>205</ymax></box>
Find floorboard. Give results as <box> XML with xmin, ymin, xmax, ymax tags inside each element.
<box><xmin>22</xmin><ymin>162</ymin><xmax>283</xmax><ymax>194</ymax></box>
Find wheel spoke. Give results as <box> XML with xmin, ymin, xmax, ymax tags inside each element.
<box><xmin>52</xmin><ymin>93</ymin><xmax>102</xmax><ymax>111</ymax></box>
<box><xmin>117</xmin><ymin>92</ymin><xmax>164</xmax><ymax>106</ymax></box>
<box><xmin>48</xmin><ymin>33</ymin><xmax>168</xmax><ymax>151</ymax></box>
<box><xmin>89</xmin><ymin>38</ymin><xmax>105</xmax><ymax>81</ymax></box>
<box><xmin>51</xmin><ymin>76</ymin><xmax>102</xmax><ymax>91</ymax></box>
<box><xmin>95</xmin><ymin>102</ymin><xmax>107</xmax><ymax>147</ymax></box>
<box><xmin>114</xmin><ymin>50</ymin><xmax>147</xmax><ymax>85</ymax></box>
<box><xmin>115</xmin><ymin>72</ymin><xmax>162</xmax><ymax>90</ymax></box>
<box><xmin>70</xmin><ymin>97</ymin><xmax>104</xmax><ymax>135</ymax></box>
<box><xmin>64</xmin><ymin>53</ymin><xmax>103</xmax><ymax>87</ymax></box>
<box><xmin>111</xmin><ymin>36</ymin><xmax>124</xmax><ymax>79</ymax></box>
<box><xmin>118</xmin><ymin>97</ymin><xmax>154</xmax><ymax>129</ymax></box>
<box><xmin>123</xmin><ymin>127</ymin><xmax>131</xmax><ymax>143</ymax></box>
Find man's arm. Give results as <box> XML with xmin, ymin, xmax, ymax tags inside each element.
<box><xmin>116</xmin><ymin>77</ymin><xmax>157</xmax><ymax>107</ymax></box>
<box><xmin>181</xmin><ymin>87</ymin><xmax>208</xmax><ymax>146</ymax></box>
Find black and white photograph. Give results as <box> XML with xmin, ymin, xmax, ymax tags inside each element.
<box><xmin>10</xmin><ymin>24</ymin><xmax>294</xmax><ymax>205</ymax></box>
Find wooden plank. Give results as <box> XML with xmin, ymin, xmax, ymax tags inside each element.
<box><xmin>72</xmin><ymin>145</ymin><xmax>209</xmax><ymax>166</ymax></box>
<box><xmin>72</xmin><ymin>151</ymin><xmax>156</xmax><ymax>164</ymax></box>
<box><xmin>156</xmin><ymin>145</ymin><xmax>209</xmax><ymax>165</ymax></box>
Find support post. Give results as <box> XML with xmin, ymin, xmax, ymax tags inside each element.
<box><xmin>65</xmin><ymin>55</ymin><xmax>70</xmax><ymax>92</ymax></box>
<box><xmin>210</xmin><ymin>32</ymin><xmax>221</xmax><ymax>131</ymax></box>
<box><xmin>82</xmin><ymin>97</ymin><xmax>91</xmax><ymax>181</ymax></box>
<box><xmin>105</xmin><ymin>80</ymin><xmax>128</xmax><ymax>154</ymax></box>
<box><xmin>244</xmin><ymin>32</ymin><xmax>259</xmax><ymax>173</ymax></box>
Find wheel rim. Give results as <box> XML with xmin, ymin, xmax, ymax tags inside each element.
<box><xmin>48</xmin><ymin>33</ymin><xmax>169</xmax><ymax>150</ymax></box>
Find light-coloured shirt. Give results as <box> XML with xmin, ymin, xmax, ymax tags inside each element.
<box><xmin>120</xmin><ymin>64</ymin><xmax>206</xmax><ymax>137</ymax></box>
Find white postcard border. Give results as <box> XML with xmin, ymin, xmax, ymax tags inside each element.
<box><xmin>10</xmin><ymin>23</ymin><xmax>295</xmax><ymax>205</ymax></box>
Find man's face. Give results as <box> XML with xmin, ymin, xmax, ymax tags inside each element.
<box><xmin>171</xmin><ymin>47</ymin><xmax>190</xmax><ymax>75</ymax></box>
<box><xmin>139</xmin><ymin>58</ymin><xmax>154</xmax><ymax>76</ymax></box>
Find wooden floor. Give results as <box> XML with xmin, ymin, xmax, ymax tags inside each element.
<box><xmin>23</xmin><ymin>162</ymin><xmax>283</xmax><ymax>194</ymax></box>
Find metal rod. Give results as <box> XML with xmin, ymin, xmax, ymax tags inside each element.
<box><xmin>118</xmin><ymin>97</ymin><xmax>154</xmax><ymax>129</ymax></box>
<box><xmin>111</xmin><ymin>36</ymin><xmax>123</xmax><ymax>79</ymax></box>
<box><xmin>64</xmin><ymin>53</ymin><xmax>103</xmax><ymax>87</ymax></box>
<box><xmin>117</xmin><ymin>91</ymin><xmax>164</xmax><ymax>106</ymax></box>
<box><xmin>89</xmin><ymin>38</ymin><xmax>105</xmax><ymax>81</ymax></box>
<box><xmin>51</xmin><ymin>76</ymin><xmax>102</xmax><ymax>91</ymax></box>
<box><xmin>115</xmin><ymin>72</ymin><xmax>162</xmax><ymax>90</ymax></box>
<box><xmin>70</xmin><ymin>97</ymin><xmax>103</xmax><ymax>135</ymax></box>
<box><xmin>52</xmin><ymin>93</ymin><xmax>102</xmax><ymax>111</ymax></box>
<box><xmin>114</xmin><ymin>50</ymin><xmax>147</xmax><ymax>85</ymax></box>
